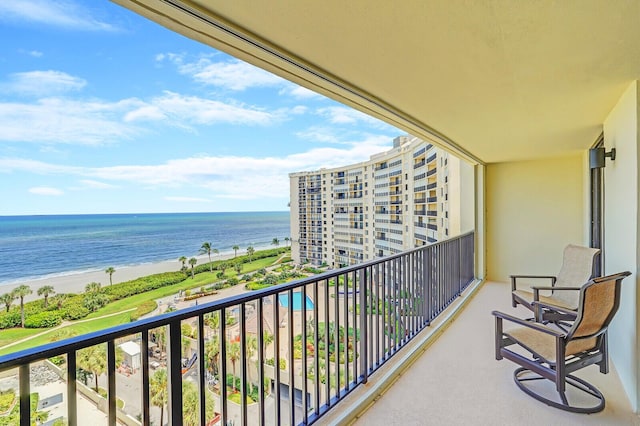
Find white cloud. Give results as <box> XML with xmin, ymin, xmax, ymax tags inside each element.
<box><xmin>77</xmin><ymin>180</ymin><xmax>118</xmax><ymax>189</ymax></box>
<box><xmin>161</xmin><ymin>54</ymin><xmax>324</xmax><ymax>101</ymax></box>
<box><xmin>0</xmin><ymin>88</ymin><xmax>289</xmax><ymax>145</ymax></box>
<box><xmin>29</xmin><ymin>186</ymin><xmax>63</xmax><ymax>196</ymax></box>
<box><xmin>2</xmin><ymin>70</ymin><xmax>87</xmax><ymax>97</ymax></box>
<box><xmin>0</xmin><ymin>97</ymin><xmax>141</xmax><ymax>145</ymax></box>
<box><xmin>280</xmin><ymin>85</ymin><xmax>323</xmax><ymax>100</ymax></box>
<box><xmin>0</xmin><ymin>1</ymin><xmax>118</xmax><ymax>31</ymax></box>
<box><xmin>316</xmin><ymin>106</ymin><xmax>385</xmax><ymax>125</ymax></box>
<box><xmin>296</xmin><ymin>127</ymin><xmax>341</xmax><ymax>144</ymax></box>
<box><xmin>19</xmin><ymin>50</ymin><xmax>43</xmax><ymax>57</ymax></box>
<box><xmin>0</xmin><ymin>134</ymin><xmax>392</xmax><ymax>200</ymax></box>
<box><xmin>124</xmin><ymin>91</ymin><xmax>279</xmax><ymax>127</ymax></box>
<box><xmin>163</xmin><ymin>55</ymin><xmax>283</xmax><ymax>91</ymax></box>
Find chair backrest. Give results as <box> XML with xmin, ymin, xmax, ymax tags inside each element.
<box><xmin>565</xmin><ymin>271</ymin><xmax>631</xmax><ymax>354</ymax></box>
<box><xmin>553</xmin><ymin>244</ymin><xmax>601</xmax><ymax>307</ymax></box>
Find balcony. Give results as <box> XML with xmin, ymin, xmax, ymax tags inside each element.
<box><xmin>0</xmin><ymin>234</ymin><xmax>475</xmax><ymax>426</ymax></box>
<box><xmin>325</xmin><ymin>280</ymin><xmax>636</xmax><ymax>425</ymax></box>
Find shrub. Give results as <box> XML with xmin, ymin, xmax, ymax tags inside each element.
<box><xmin>0</xmin><ymin>311</ymin><xmax>20</xmax><ymax>329</ymax></box>
<box><xmin>83</xmin><ymin>292</ymin><xmax>109</xmax><ymax>312</ymax></box>
<box><xmin>261</xmin><ymin>274</ymin><xmax>278</xmax><ymax>285</ymax></box>
<box><xmin>24</xmin><ymin>311</ymin><xmax>62</xmax><ymax>328</ymax></box>
<box><xmin>61</xmin><ymin>298</ymin><xmax>90</xmax><ymax>320</ymax></box>
<box><xmin>241</xmin><ymin>274</ymin><xmax>251</xmax><ymax>282</ymax></box>
<box><xmin>227</xmin><ymin>277</ymin><xmax>239</xmax><ymax>286</ymax></box>
<box><xmin>0</xmin><ymin>389</ymin><xmax>15</xmax><ymax>415</ymax></box>
<box><xmin>216</xmin><ymin>271</ymin><xmax>225</xmax><ymax>279</ymax></box>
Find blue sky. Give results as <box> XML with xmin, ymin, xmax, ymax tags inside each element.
<box><xmin>0</xmin><ymin>1</ymin><xmax>401</xmax><ymax>216</ymax></box>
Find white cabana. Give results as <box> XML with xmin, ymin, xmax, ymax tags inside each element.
<box><xmin>119</xmin><ymin>341</ymin><xmax>141</xmax><ymax>371</ymax></box>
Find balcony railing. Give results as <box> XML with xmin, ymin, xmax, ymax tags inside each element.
<box><xmin>0</xmin><ymin>233</ymin><xmax>474</xmax><ymax>426</ymax></box>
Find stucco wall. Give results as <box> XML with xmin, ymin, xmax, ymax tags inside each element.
<box><xmin>603</xmin><ymin>80</ymin><xmax>639</xmax><ymax>412</ymax></box>
<box><xmin>485</xmin><ymin>154</ymin><xmax>586</xmax><ymax>283</ymax></box>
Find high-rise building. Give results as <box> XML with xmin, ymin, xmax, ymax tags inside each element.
<box><xmin>290</xmin><ymin>136</ymin><xmax>473</xmax><ymax>267</ymax></box>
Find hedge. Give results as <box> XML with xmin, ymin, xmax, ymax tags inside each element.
<box><xmin>24</xmin><ymin>311</ymin><xmax>62</xmax><ymax>328</ymax></box>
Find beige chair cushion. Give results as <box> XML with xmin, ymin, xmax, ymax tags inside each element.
<box><xmin>505</xmin><ymin>326</ymin><xmax>597</xmax><ymax>363</ymax></box>
<box><xmin>553</xmin><ymin>244</ymin><xmax>600</xmax><ymax>308</ymax></box>
<box><xmin>512</xmin><ymin>289</ymin><xmax>576</xmax><ymax>310</ymax></box>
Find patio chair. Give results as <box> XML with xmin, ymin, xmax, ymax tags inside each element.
<box><xmin>493</xmin><ymin>271</ymin><xmax>631</xmax><ymax>413</ymax></box>
<box><xmin>511</xmin><ymin>244</ymin><xmax>600</xmax><ymax>323</ymax></box>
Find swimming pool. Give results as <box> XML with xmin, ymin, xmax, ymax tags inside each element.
<box><xmin>278</xmin><ymin>292</ymin><xmax>315</xmax><ymax>310</ymax></box>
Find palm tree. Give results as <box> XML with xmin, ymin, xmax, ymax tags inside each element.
<box><xmin>150</xmin><ymin>369</ymin><xmax>168</xmax><ymax>426</ymax></box>
<box><xmin>85</xmin><ymin>281</ymin><xmax>101</xmax><ymax>293</ymax></box>
<box><xmin>105</xmin><ymin>267</ymin><xmax>116</xmax><ymax>286</ymax></box>
<box><xmin>83</xmin><ymin>282</ymin><xmax>107</xmax><ymax>312</ymax></box>
<box><xmin>205</xmin><ymin>335</ymin><xmax>220</xmax><ymax>379</ymax></box>
<box><xmin>182</xmin><ymin>380</ymin><xmax>215</xmax><ymax>426</ymax></box>
<box><xmin>232</xmin><ymin>245</ymin><xmax>240</xmax><ymax>258</ymax></box>
<box><xmin>179</xmin><ymin>256</ymin><xmax>187</xmax><ymax>268</ymax></box>
<box><xmin>200</xmin><ymin>242</ymin><xmax>214</xmax><ymax>273</ymax></box>
<box><xmin>245</xmin><ymin>335</ymin><xmax>258</xmax><ymax>395</ymax></box>
<box><xmin>54</xmin><ymin>293</ymin><xmax>68</xmax><ymax>310</ymax></box>
<box><xmin>37</xmin><ymin>285</ymin><xmax>55</xmax><ymax>308</ymax></box>
<box><xmin>0</xmin><ymin>292</ymin><xmax>16</xmax><ymax>312</ymax></box>
<box><xmin>271</xmin><ymin>238</ymin><xmax>280</xmax><ymax>248</ymax></box>
<box><xmin>77</xmin><ymin>344</ymin><xmax>107</xmax><ymax>391</ymax></box>
<box><xmin>246</xmin><ymin>246</ymin><xmax>255</xmax><ymax>262</ymax></box>
<box><xmin>213</xmin><ymin>248</ymin><xmax>219</xmax><ymax>258</ymax></box>
<box><xmin>228</xmin><ymin>341</ymin><xmax>241</xmax><ymax>392</ymax></box>
<box><xmin>188</xmin><ymin>257</ymin><xmax>197</xmax><ymax>278</ymax></box>
<box><xmin>12</xmin><ymin>285</ymin><xmax>32</xmax><ymax>328</ymax></box>
<box><xmin>284</xmin><ymin>237</ymin><xmax>290</xmax><ymax>248</ymax></box>
<box><xmin>262</xmin><ymin>330</ymin><xmax>275</xmax><ymax>357</ymax></box>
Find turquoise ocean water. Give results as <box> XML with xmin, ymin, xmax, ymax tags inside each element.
<box><xmin>0</xmin><ymin>211</ymin><xmax>290</xmax><ymax>287</ymax></box>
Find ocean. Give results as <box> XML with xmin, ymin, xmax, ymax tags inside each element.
<box><xmin>0</xmin><ymin>211</ymin><xmax>290</xmax><ymax>286</ymax></box>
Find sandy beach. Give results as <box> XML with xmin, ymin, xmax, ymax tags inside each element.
<box><xmin>0</xmin><ymin>249</ymin><xmax>263</xmax><ymax>303</ymax></box>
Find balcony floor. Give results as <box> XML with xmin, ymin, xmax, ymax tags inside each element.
<box><xmin>340</xmin><ymin>281</ymin><xmax>640</xmax><ymax>425</ymax></box>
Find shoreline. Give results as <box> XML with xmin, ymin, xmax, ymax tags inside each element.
<box><xmin>0</xmin><ymin>245</ymin><xmax>277</xmax><ymax>303</ymax></box>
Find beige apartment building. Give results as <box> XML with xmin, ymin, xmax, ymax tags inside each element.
<box><xmin>290</xmin><ymin>136</ymin><xmax>474</xmax><ymax>267</ymax></box>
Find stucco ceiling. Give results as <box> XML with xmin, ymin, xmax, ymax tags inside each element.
<box><xmin>115</xmin><ymin>0</ymin><xmax>640</xmax><ymax>164</ymax></box>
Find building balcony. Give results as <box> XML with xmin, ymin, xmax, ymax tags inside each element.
<box><xmin>426</xmin><ymin>168</ymin><xmax>437</xmax><ymax>177</ymax></box>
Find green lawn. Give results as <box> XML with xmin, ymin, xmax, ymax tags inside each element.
<box><xmin>0</xmin><ymin>328</ymin><xmax>42</xmax><ymax>348</ymax></box>
<box><xmin>0</xmin><ymin>252</ymin><xmax>284</xmax><ymax>352</ymax></box>
<box><xmin>0</xmin><ymin>311</ymin><xmax>132</xmax><ymax>356</ymax></box>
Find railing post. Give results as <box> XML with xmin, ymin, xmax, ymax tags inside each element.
<box><xmin>141</xmin><ymin>330</ymin><xmax>150</xmax><ymax>426</ymax></box>
<box><xmin>67</xmin><ymin>351</ymin><xmax>77</xmax><ymax>426</ymax></box>
<box><xmin>107</xmin><ymin>340</ymin><xmax>116</xmax><ymax>426</ymax></box>
<box><xmin>168</xmin><ymin>322</ymin><xmax>183</xmax><ymax>425</ymax></box>
<box><xmin>359</xmin><ymin>265</ymin><xmax>368</xmax><ymax>384</ymax></box>
<box><xmin>19</xmin><ymin>364</ymin><xmax>29</xmax><ymax>426</ymax></box>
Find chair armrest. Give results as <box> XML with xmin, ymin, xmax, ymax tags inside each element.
<box><xmin>532</xmin><ymin>286</ymin><xmax>581</xmax><ymax>299</ymax></box>
<box><xmin>510</xmin><ymin>275</ymin><xmax>557</xmax><ymax>292</ymax></box>
<box><xmin>532</xmin><ymin>286</ymin><xmax>581</xmax><ymax>292</ymax></box>
<box><xmin>532</xmin><ymin>301</ymin><xmax>578</xmax><ymax>317</ymax></box>
<box><xmin>492</xmin><ymin>310</ymin><xmax>566</xmax><ymax>337</ymax></box>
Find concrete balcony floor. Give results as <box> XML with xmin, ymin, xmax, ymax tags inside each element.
<box><xmin>332</xmin><ymin>281</ymin><xmax>640</xmax><ymax>425</ymax></box>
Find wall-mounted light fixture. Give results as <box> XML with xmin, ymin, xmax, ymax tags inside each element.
<box><xmin>589</xmin><ymin>147</ymin><xmax>616</xmax><ymax>169</ymax></box>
